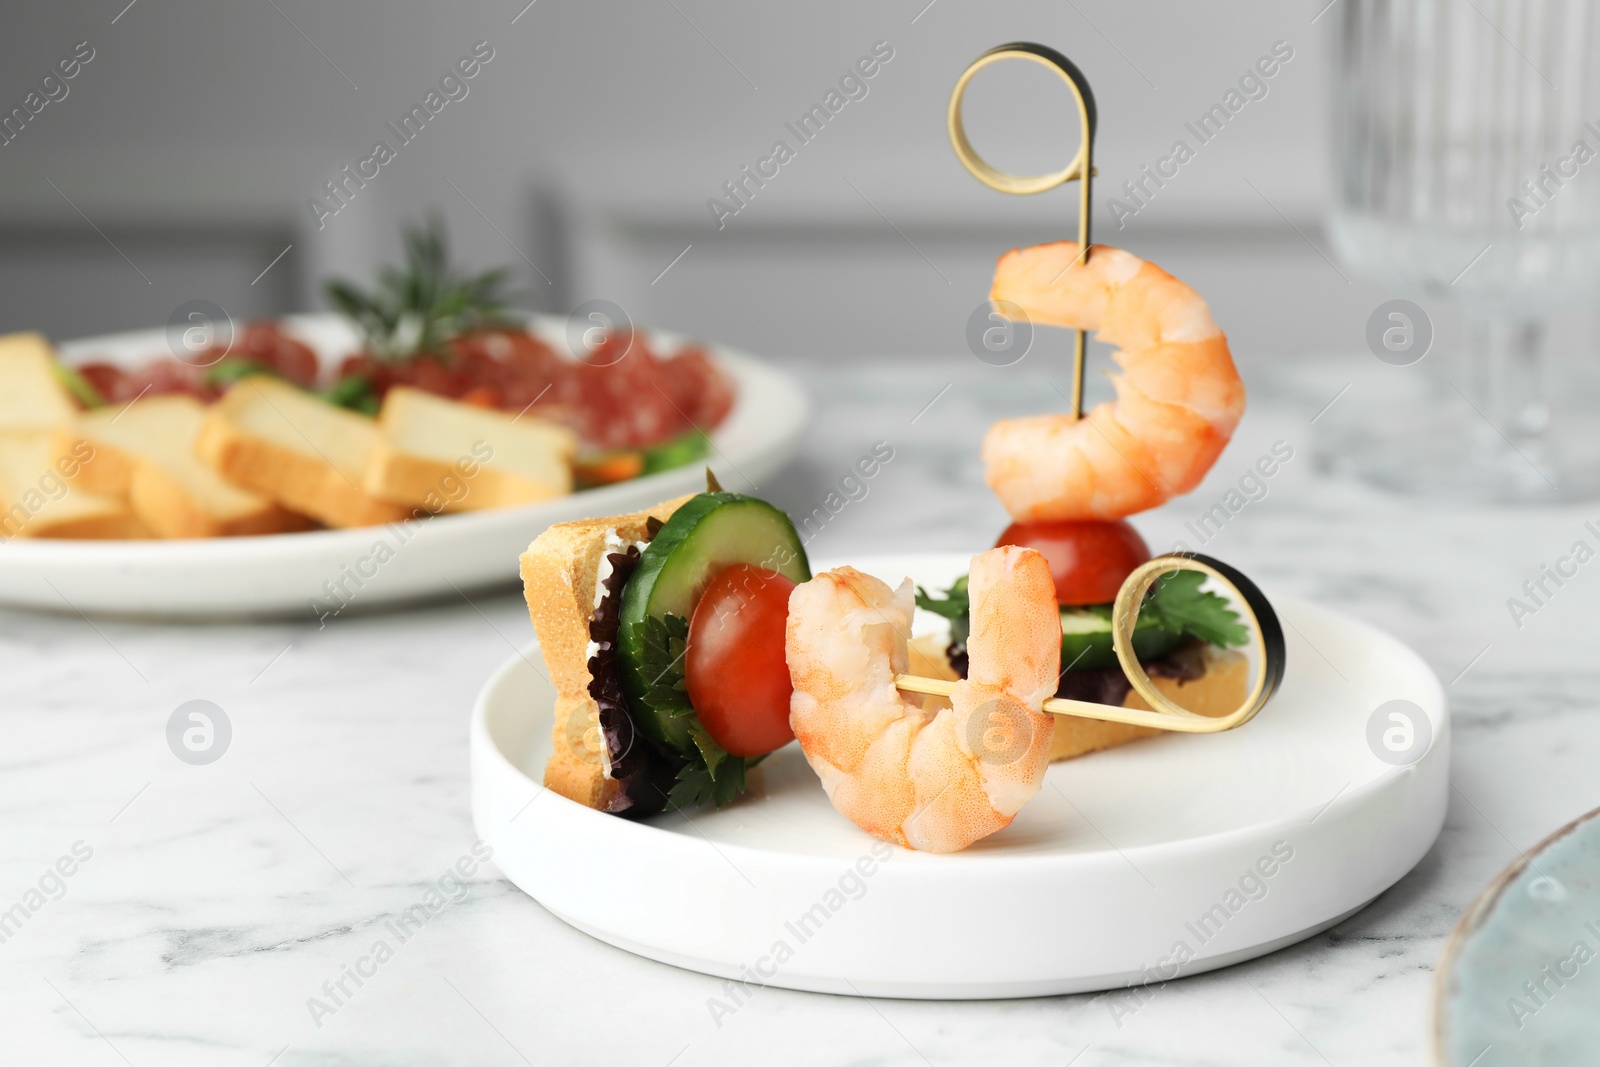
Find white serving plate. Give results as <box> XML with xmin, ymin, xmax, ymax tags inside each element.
<box><xmin>0</xmin><ymin>315</ymin><xmax>806</xmax><ymax>618</ymax></box>
<box><xmin>472</xmin><ymin>552</ymin><xmax>1450</xmax><ymax>999</ymax></box>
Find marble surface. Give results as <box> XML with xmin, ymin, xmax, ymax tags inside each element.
<box><xmin>6</xmin><ymin>351</ymin><xmax>1600</xmax><ymax>1066</ymax></box>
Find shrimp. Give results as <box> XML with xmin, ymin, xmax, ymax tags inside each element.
<box><xmin>983</xmin><ymin>241</ymin><xmax>1246</xmax><ymax>521</ymax></box>
<box><xmin>786</xmin><ymin>546</ymin><xmax>1059</xmax><ymax>853</ymax></box>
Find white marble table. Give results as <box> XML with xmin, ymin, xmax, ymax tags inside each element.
<box><xmin>5</xmin><ymin>354</ymin><xmax>1598</xmax><ymax>1066</ymax></box>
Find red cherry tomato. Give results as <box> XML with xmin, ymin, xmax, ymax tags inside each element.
<box><xmin>996</xmin><ymin>520</ymin><xmax>1151</xmax><ymax>605</ymax></box>
<box><xmin>685</xmin><ymin>564</ymin><xmax>797</xmax><ymax>757</ymax></box>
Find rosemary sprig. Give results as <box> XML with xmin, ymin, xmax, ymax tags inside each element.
<box><xmin>323</xmin><ymin>218</ymin><xmax>514</xmax><ymax>361</ymax></box>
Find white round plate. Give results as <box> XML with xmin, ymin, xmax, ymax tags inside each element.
<box><xmin>0</xmin><ymin>315</ymin><xmax>805</xmax><ymax>618</ymax></box>
<box><xmin>471</xmin><ymin>552</ymin><xmax>1450</xmax><ymax>999</ymax></box>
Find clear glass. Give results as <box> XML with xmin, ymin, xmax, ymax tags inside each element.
<box><xmin>1326</xmin><ymin>0</ymin><xmax>1600</xmax><ymax>501</ymax></box>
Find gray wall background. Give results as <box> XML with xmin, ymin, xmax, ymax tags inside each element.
<box><xmin>0</xmin><ymin>0</ymin><xmax>1583</xmax><ymax>382</ymax></box>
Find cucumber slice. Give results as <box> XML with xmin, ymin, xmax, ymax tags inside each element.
<box><xmin>640</xmin><ymin>430</ymin><xmax>710</xmax><ymax>475</ymax></box>
<box><xmin>1059</xmin><ymin>605</ymin><xmax>1183</xmax><ymax>671</ymax></box>
<box><xmin>617</xmin><ymin>492</ymin><xmax>810</xmax><ymax>752</ymax></box>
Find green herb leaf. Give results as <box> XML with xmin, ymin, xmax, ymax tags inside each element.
<box><xmin>53</xmin><ymin>364</ymin><xmax>105</xmax><ymax>409</ymax></box>
<box><xmin>632</xmin><ymin>610</ymin><xmax>753</xmax><ymax>810</ymax></box>
<box><xmin>668</xmin><ymin>755</ymin><xmax>749</xmax><ymax>810</ymax></box>
<box><xmin>639</xmin><ymin>430</ymin><xmax>711</xmax><ymax>475</ymax></box>
<box><xmin>915</xmin><ymin>576</ymin><xmax>970</xmax><ymax>646</ymax></box>
<box><xmin>320</xmin><ymin>374</ymin><xmax>380</xmax><ymax>415</ymax></box>
<box><xmin>914</xmin><ymin>575</ymin><xmax>969</xmax><ymax>620</ymax></box>
<box><xmin>1139</xmin><ymin>570</ymin><xmax>1249</xmax><ymax>648</ymax></box>
<box><xmin>632</xmin><ymin>612</ymin><xmax>696</xmax><ymax>721</ymax></box>
<box><xmin>323</xmin><ymin>217</ymin><xmax>515</xmax><ymax>362</ymax></box>
<box><xmin>918</xmin><ymin>568</ymin><xmax>1247</xmax><ymax>653</ymax></box>
<box><xmin>686</xmin><ymin>721</ymin><xmax>728</xmax><ymax>778</ymax></box>
<box><xmin>204</xmin><ymin>359</ymin><xmax>282</xmax><ymax>389</ymax></box>
<box><xmin>667</xmin><ymin>764</ymin><xmax>714</xmax><ymax>810</ymax></box>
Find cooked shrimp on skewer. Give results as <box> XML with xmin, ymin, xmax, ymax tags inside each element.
<box><xmin>786</xmin><ymin>546</ymin><xmax>1059</xmax><ymax>853</ymax></box>
<box><xmin>984</xmin><ymin>240</ymin><xmax>1246</xmax><ymax>521</ymax></box>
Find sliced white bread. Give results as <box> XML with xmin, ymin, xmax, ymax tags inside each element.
<box><xmin>0</xmin><ymin>332</ymin><xmax>76</xmax><ymax>430</ymax></box>
<box><xmin>519</xmin><ymin>495</ymin><xmax>693</xmax><ymax>810</ymax></box>
<box><xmin>195</xmin><ymin>376</ymin><xmax>408</xmax><ymax>529</ymax></box>
<box><xmin>54</xmin><ymin>396</ymin><xmax>311</xmax><ymax>538</ymax></box>
<box><xmin>0</xmin><ymin>430</ymin><xmax>148</xmax><ymax>539</ymax></box>
<box><xmin>367</xmin><ymin>386</ymin><xmax>577</xmax><ymax>512</ymax></box>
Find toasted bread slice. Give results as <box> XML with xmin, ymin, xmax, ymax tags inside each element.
<box><xmin>53</xmin><ymin>419</ymin><xmax>138</xmax><ymax>498</ymax></box>
<box><xmin>55</xmin><ymin>396</ymin><xmax>312</xmax><ymax>538</ymax></box>
<box><xmin>366</xmin><ymin>386</ymin><xmax>577</xmax><ymax>512</ymax></box>
<box><xmin>0</xmin><ymin>431</ymin><xmax>149</xmax><ymax>539</ymax></box>
<box><xmin>905</xmin><ymin>634</ymin><xmax>1248</xmax><ymax>762</ymax></box>
<box><xmin>0</xmin><ymin>333</ymin><xmax>76</xmax><ymax>430</ymax></box>
<box><xmin>520</xmin><ymin>494</ymin><xmax>695</xmax><ymax>810</ymax></box>
<box><xmin>1047</xmin><ymin>647</ymin><xmax>1248</xmax><ymax>760</ymax></box>
<box><xmin>195</xmin><ymin>377</ymin><xmax>408</xmax><ymax>529</ymax></box>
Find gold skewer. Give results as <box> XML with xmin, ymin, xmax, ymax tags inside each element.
<box><xmin>944</xmin><ymin>49</ymin><xmax>1283</xmax><ymax>735</ymax></box>
<box><xmin>949</xmin><ymin>42</ymin><xmax>1098</xmax><ymax>420</ymax></box>
<box><xmin>893</xmin><ymin>554</ymin><xmax>1286</xmax><ymax>735</ymax></box>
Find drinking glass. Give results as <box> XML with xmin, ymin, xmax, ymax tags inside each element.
<box><xmin>1327</xmin><ymin>0</ymin><xmax>1600</xmax><ymax>501</ymax></box>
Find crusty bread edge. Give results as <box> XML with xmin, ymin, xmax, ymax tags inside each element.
<box><xmin>52</xmin><ymin>427</ymin><xmax>138</xmax><ymax>497</ymax></box>
<box><xmin>128</xmin><ymin>464</ymin><xmax>311</xmax><ymax>538</ymax></box>
<box><xmin>6</xmin><ymin>499</ymin><xmax>150</xmax><ymax>540</ymax></box>
<box><xmin>519</xmin><ymin>493</ymin><xmax>695</xmax><ymax>811</ymax></box>
<box><xmin>0</xmin><ymin>431</ymin><xmax>144</xmax><ymax>539</ymax></box>
<box><xmin>365</xmin><ymin>444</ymin><xmax>568</xmax><ymax>512</ymax></box>
<box><xmin>195</xmin><ymin>385</ymin><xmax>409</xmax><ymax>529</ymax></box>
<box><xmin>0</xmin><ymin>331</ymin><xmax>76</xmax><ymax>428</ymax></box>
<box><xmin>54</xmin><ymin>411</ymin><xmax>313</xmax><ymax>538</ymax></box>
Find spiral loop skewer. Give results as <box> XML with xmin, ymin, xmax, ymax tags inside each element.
<box><xmin>894</xmin><ymin>553</ymin><xmax>1286</xmax><ymax>734</ymax></box>
<box><xmin>949</xmin><ymin>42</ymin><xmax>1098</xmax><ymax>419</ymax></box>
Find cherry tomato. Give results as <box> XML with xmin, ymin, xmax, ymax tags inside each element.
<box><xmin>685</xmin><ymin>564</ymin><xmax>797</xmax><ymax>757</ymax></box>
<box><xmin>996</xmin><ymin>520</ymin><xmax>1151</xmax><ymax>605</ymax></box>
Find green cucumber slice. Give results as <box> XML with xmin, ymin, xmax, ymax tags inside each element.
<box><xmin>617</xmin><ymin>492</ymin><xmax>810</xmax><ymax>752</ymax></box>
<box><xmin>1058</xmin><ymin>605</ymin><xmax>1184</xmax><ymax>672</ymax></box>
<box><xmin>640</xmin><ymin>430</ymin><xmax>711</xmax><ymax>475</ymax></box>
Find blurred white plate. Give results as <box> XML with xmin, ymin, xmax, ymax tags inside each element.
<box><xmin>0</xmin><ymin>314</ymin><xmax>805</xmax><ymax>618</ymax></box>
<box><xmin>472</xmin><ymin>553</ymin><xmax>1450</xmax><ymax>999</ymax></box>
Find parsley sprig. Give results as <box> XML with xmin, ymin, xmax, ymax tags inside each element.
<box><xmin>915</xmin><ymin>568</ymin><xmax>1247</xmax><ymax>650</ymax></box>
<box><xmin>627</xmin><ymin>612</ymin><xmax>754</xmax><ymax>809</ymax></box>
<box><xmin>1122</xmin><ymin>570</ymin><xmax>1249</xmax><ymax>648</ymax></box>
<box><xmin>913</xmin><ymin>575</ymin><xmax>969</xmax><ymax>646</ymax></box>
